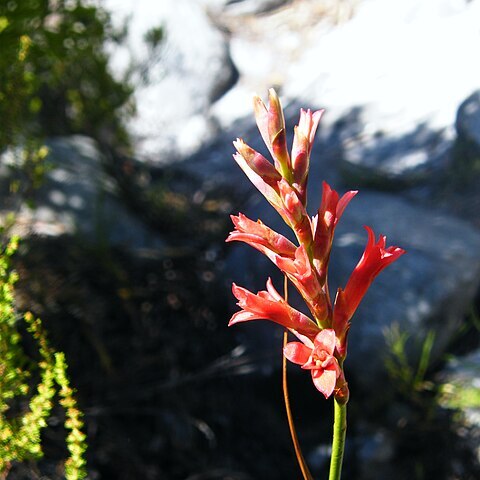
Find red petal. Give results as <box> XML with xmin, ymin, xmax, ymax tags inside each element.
<box><xmin>228</xmin><ymin>310</ymin><xmax>258</xmax><ymax>326</ymax></box>
<box><xmin>253</xmin><ymin>95</ymin><xmax>270</xmax><ymax>152</ymax></box>
<box><xmin>230</xmin><ymin>281</ymin><xmax>321</xmax><ymax>339</ymax></box>
<box><xmin>265</xmin><ymin>277</ymin><xmax>283</xmax><ymax>301</ymax></box>
<box><xmin>226</xmin><ymin>213</ymin><xmax>297</xmax><ymax>257</ymax></box>
<box><xmin>314</xmin><ymin>329</ymin><xmax>337</xmax><ymax>355</ymax></box>
<box><xmin>233</xmin><ymin>151</ymin><xmax>282</xmax><ymax>210</ymax></box>
<box><xmin>284</xmin><ymin>342</ymin><xmax>312</xmax><ymax>365</ymax></box>
<box><xmin>336</xmin><ymin>190</ymin><xmax>358</xmax><ymax>220</ymax></box>
<box><xmin>333</xmin><ymin>227</ymin><xmax>406</xmax><ymax>345</ymax></box>
<box><xmin>312</xmin><ymin>368</ymin><xmax>337</xmax><ymax>399</ymax></box>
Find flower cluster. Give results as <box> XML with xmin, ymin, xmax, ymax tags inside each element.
<box><xmin>227</xmin><ymin>89</ymin><xmax>405</xmax><ymax>400</ymax></box>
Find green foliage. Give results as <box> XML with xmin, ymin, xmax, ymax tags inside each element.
<box><xmin>0</xmin><ymin>237</ymin><xmax>29</xmax><ymax>413</ymax></box>
<box><xmin>0</xmin><ymin>238</ymin><xmax>87</xmax><ymax>478</ymax></box>
<box><xmin>0</xmin><ymin>24</ymin><xmax>50</xmax><ymax>198</ymax></box>
<box><xmin>384</xmin><ymin>323</ymin><xmax>436</xmax><ymax>401</ymax></box>
<box><xmin>54</xmin><ymin>352</ymin><xmax>88</xmax><ymax>480</ymax></box>
<box><xmin>144</xmin><ymin>25</ymin><xmax>164</xmax><ymax>49</ymax></box>
<box><xmin>439</xmin><ymin>382</ymin><xmax>480</xmax><ymax>411</ymax></box>
<box><xmin>0</xmin><ymin>0</ymin><xmax>134</xmax><ymax>151</ymax></box>
<box><xmin>437</xmin><ymin>308</ymin><xmax>480</xmax><ymax>412</ymax></box>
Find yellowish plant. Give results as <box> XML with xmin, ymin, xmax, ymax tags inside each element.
<box><xmin>0</xmin><ymin>237</ymin><xmax>87</xmax><ymax>479</ymax></box>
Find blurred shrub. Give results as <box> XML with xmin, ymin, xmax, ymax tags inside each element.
<box><xmin>0</xmin><ymin>0</ymin><xmax>134</xmax><ymax>151</ymax></box>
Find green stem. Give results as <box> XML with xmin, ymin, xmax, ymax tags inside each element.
<box><xmin>328</xmin><ymin>397</ymin><xmax>347</xmax><ymax>480</ymax></box>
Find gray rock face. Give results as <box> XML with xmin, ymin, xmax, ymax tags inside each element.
<box><xmin>284</xmin><ymin>0</ymin><xmax>480</xmax><ymax>188</ymax></box>
<box><xmin>456</xmin><ymin>90</ymin><xmax>480</xmax><ymax>159</ymax></box>
<box><xmin>339</xmin><ymin>112</ymin><xmax>454</xmax><ymax>188</ymax></box>
<box><xmin>355</xmin><ymin>429</ymin><xmax>395</xmax><ymax>480</ymax></box>
<box><xmin>106</xmin><ymin>0</ymin><xmax>237</xmax><ymax>162</ymax></box>
<box><xmin>106</xmin><ymin>0</ymin><xmax>480</xmax><ymax>178</ymax></box>
<box><xmin>0</xmin><ymin>136</ymin><xmax>164</xmax><ymax>252</ymax></box>
<box><xmin>225</xmin><ymin>189</ymin><xmax>480</xmax><ymax>390</ymax></box>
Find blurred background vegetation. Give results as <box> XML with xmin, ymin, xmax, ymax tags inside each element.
<box><xmin>0</xmin><ymin>0</ymin><xmax>133</xmax><ymax>158</ymax></box>
<box><xmin>0</xmin><ymin>1</ymin><xmax>132</xmax><ymax>477</ymax></box>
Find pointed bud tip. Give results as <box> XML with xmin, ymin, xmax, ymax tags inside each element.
<box><xmin>268</xmin><ymin>87</ymin><xmax>279</xmax><ymax>99</ymax></box>
<box><xmin>253</xmin><ymin>94</ymin><xmax>267</xmax><ymax>110</ymax></box>
<box><xmin>232</xmin><ymin>138</ymin><xmax>243</xmax><ymax>149</ymax></box>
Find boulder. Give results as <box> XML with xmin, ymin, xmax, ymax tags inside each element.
<box><xmin>0</xmin><ymin>136</ymin><xmax>165</xmax><ymax>252</ymax></box>
<box><xmin>338</xmin><ymin>111</ymin><xmax>454</xmax><ymax>188</ymax></box>
<box><xmin>105</xmin><ymin>0</ymin><xmax>237</xmax><ymax>162</ymax></box>
<box><xmin>283</xmin><ymin>0</ymin><xmax>480</xmax><ymax>188</ymax></box>
<box><xmin>456</xmin><ymin>90</ymin><xmax>480</xmax><ymax>161</ymax></box>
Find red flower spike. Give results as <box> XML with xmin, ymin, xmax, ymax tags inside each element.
<box><xmin>229</xmin><ymin>279</ymin><xmax>321</xmax><ymax>340</ymax></box>
<box><xmin>226</xmin><ymin>213</ymin><xmax>297</xmax><ymax>260</ymax></box>
<box><xmin>313</xmin><ymin>182</ymin><xmax>358</xmax><ymax>281</ymax></box>
<box><xmin>292</xmin><ymin>108</ymin><xmax>324</xmax><ymax>204</ymax></box>
<box><xmin>284</xmin><ymin>329</ymin><xmax>341</xmax><ymax>398</ymax></box>
<box><xmin>228</xmin><ymin>89</ymin><xmax>406</xmax><ymax>400</ymax></box>
<box><xmin>253</xmin><ymin>88</ymin><xmax>291</xmax><ymax>178</ymax></box>
<box><xmin>332</xmin><ymin>226</ymin><xmax>406</xmax><ymax>356</ymax></box>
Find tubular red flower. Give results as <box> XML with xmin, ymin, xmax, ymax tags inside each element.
<box><xmin>253</xmin><ymin>88</ymin><xmax>290</xmax><ymax>177</ymax></box>
<box><xmin>312</xmin><ymin>182</ymin><xmax>357</xmax><ymax>281</ymax></box>
<box><xmin>284</xmin><ymin>329</ymin><xmax>341</xmax><ymax>398</ymax></box>
<box><xmin>233</xmin><ymin>139</ymin><xmax>283</xmax><ymax>210</ymax></box>
<box><xmin>291</xmin><ymin>108</ymin><xmax>324</xmax><ymax>204</ymax></box>
<box><xmin>229</xmin><ymin>279</ymin><xmax>321</xmax><ymax>340</ymax></box>
<box><xmin>332</xmin><ymin>226</ymin><xmax>406</xmax><ymax>355</ymax></box>
<box><xmin>226</xmin><ymin>213</ymin><xmax>297</xmax><ymax>260</ymax></box>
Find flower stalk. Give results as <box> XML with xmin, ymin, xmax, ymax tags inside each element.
<box><xmin>329</xmin><ymin>397</ymin><xmax>347</xmax><ymax>480</ymax></box>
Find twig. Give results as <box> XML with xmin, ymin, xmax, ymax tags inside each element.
<box><xmin>282</xmin><ymin>276</ymin><xmax>314</xmax><ymax>480</ymax></box>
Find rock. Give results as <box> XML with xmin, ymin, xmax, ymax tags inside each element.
<box><xmin>209</xmin><ymin>1</ymin><xmax>352</xmax><ymax>131</ymax></box>
<box><xmin>437</xmin><ymin>349</ymin><xmax>480</xmax><ymax>464</ymax></box>
<box><xmin>404</xmin><ymin>91</ymin><xmax>480</xmax><ymax>230</ymax></box>
<box><xmin>283</xmin><ymin>0</ymin><xmax>480</xmax><ymax>188</ymax></box>
<box><xmin>339</xmin><ymin>109</ymin><xmax>454</xmax><ymax>188</ymax></box>
<box><xmin>224</xmin><ymin>189</ymin><xmax>480</xmax><ymax>391</ymax></box>
<box><xmin>0</xmin><ymin>136</ymin><xmax>165</xmax><ymax>252</ymax></box>
<box><xmin>456</xmin><ymin>90</ymin><xmax>480</xmax><ymax>160</ymax></box>
<box><xmin>105</xmin><ymin>0</ymin><xmax>480</xmax><ymax>179</ymax></box>
<box><xmin>201</xmin><ymin>0</ymin><xmax>291</xmax><ymax>16</ymax></box>
<box><xmin>355</xmin><ymin>428</ymin><xmax>395</xmax><ymax>480</ymax></box>
<box><xmin>105</xmin><ymin>0</ymin><xmax>237</xmax><ymax>162</ymax></box>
